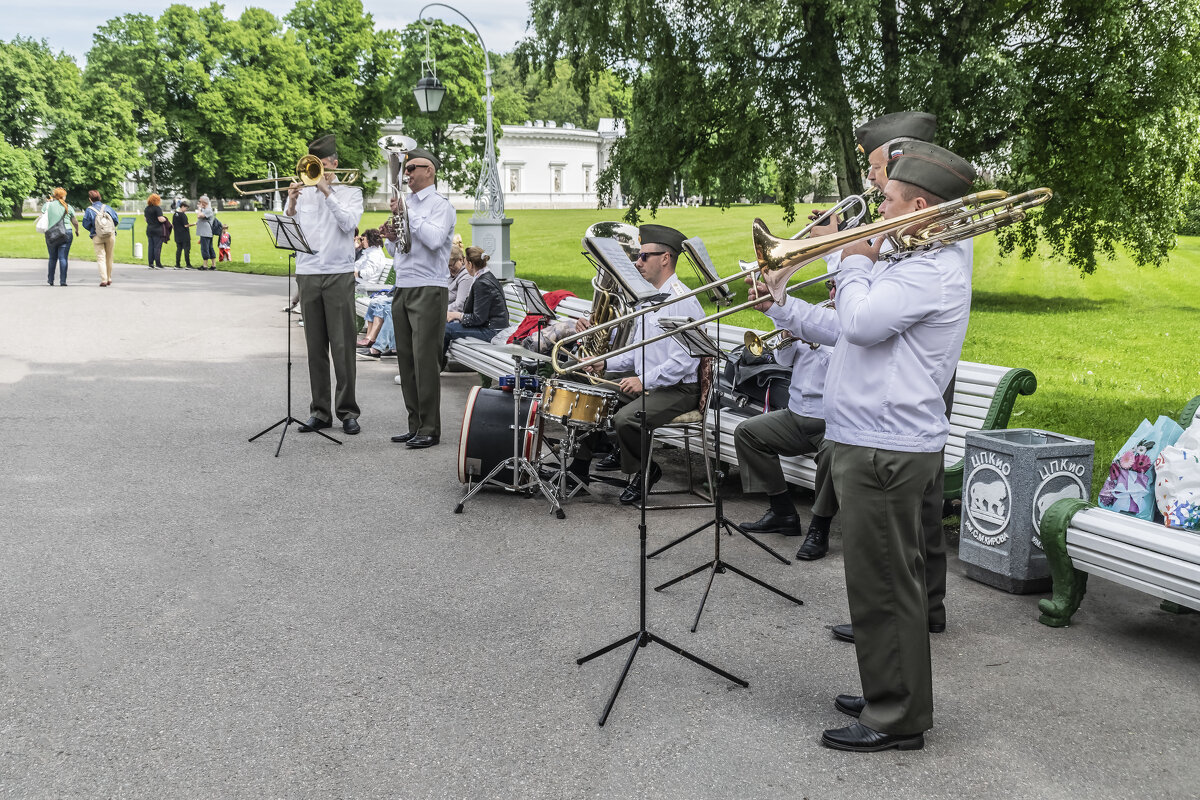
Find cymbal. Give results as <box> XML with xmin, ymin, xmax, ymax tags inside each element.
<box><xmin>492</xmin><ymin>343</ymin><xmax>552</xmax><ymax>362</ymax></box>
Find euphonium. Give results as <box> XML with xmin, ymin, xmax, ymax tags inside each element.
<box><xmin>577</xmin><ymin>221</ymin><xmax>641</xmax><ymax>361</ymax></box>
<box><xmin>378</xmin><ymin>135</ymin><xmax>417</xmax><ymax>254</ymax></box>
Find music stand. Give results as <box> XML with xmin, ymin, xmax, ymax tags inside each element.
<box><xmin>648</xmin><ymin>317</ymin><xmax>803</xmax><ymax>632</ymax></box>
<box><xmin>577</xmin><ymin>322</ymin><xmax>747</xmax><ymax>728</ymax></box>
<box><xmin>248</xmin><ymin>215</ymin><xmax>342</xmax><ymax>456</ymax></box>
<box><xmin>512</xmin><ymin>278</ymin><xmax>556</xmax><ymax>355</ymax></box>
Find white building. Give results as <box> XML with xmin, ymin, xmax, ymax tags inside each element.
<box><xmin>368</xmin><ymin>117</ymin><xmax>625</xmax><ymax>211</ymax></box>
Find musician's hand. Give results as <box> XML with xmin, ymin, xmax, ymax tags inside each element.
<box><xmin>381</xmin><ymin>222</ymin><xmax>397</xmax><ymax>242</ymax></box>
<box><xmin>840</xmin><ymin>235</ymin><xmax>883</xmax><ymax>263</ymax></box>
<box><xmin>574</xmin><ymin>315</ymin><xmax>592</xmax><ymax>333</ymax></box>
<box><xmin>619</xmin><ymin>376</ymin><xmax>643</xmax><ymax>395</ymax></box>
<box><xmin>316</xmin><ymin>172</ymin><xmax>332</xmax><ymax>197</ymax></box>
<box><xmin>587</xmin><ymin>359</ymin><xmax>606</xmax><ymax>375</ymax></box>
<box><xmin>390</xmin><ymin>196</ymin><xmax>405</xmax><ymax>215</ymax></box>
<box><xmin>750</xmin><ymin>281</ymin><xmax>774</xmax><ymax>312</ymax></box>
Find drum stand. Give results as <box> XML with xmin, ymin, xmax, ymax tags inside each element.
<box><xmin>577</xmin><ymin>410</ymin><xmax>748</xmax><ymax>726</ymax></box>
<box><xmin>648</xmin><ymin>321</ymin><xmax>803</xmax><ymax>632</ymax></box>
<box><xmin>454</xmin><ymin>352</ymin><xmax>565</xmax><ymax>519</ymax></box>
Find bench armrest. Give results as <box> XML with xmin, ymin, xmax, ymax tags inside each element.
<box><xmin>1036</xmin><ymin>498</ymin><xmax>1094</xmax><ymax>627</ymax></box>
<box><xmin>944</xmin><ymin>366</ymin><xmax>1038</xmax><ymax>501</ymax></box>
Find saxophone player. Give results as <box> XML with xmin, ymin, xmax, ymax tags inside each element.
<box><xmin>382</xmin><ymin>147</ymin><xmax>456</xmax><ymax>450</ymax></box>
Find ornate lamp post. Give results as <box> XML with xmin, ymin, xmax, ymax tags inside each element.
<box><xmin>415</xmin><ymin>3</ymin><xmax>514</xmax><ymax>278</ymax></box>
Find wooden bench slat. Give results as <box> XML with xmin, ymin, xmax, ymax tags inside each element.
<box><xmin>1071</xmin><ymin>510</ymin><xmax>1200</xmax><ymax>563</ymax></box>
<box><xmin>1067</xmin><ymin>542</ymin><xmax>1200</xmax><ymax>603</ymax></box>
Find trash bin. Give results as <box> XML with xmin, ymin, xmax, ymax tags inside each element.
<box><xmin>960</xmin><ymin>428</ymin><xmax>1094</xmax><ymax>593</ymax></box>
<box><xmin>134</xmin><ymin>242</ymin><xmax>143</xmax><ymax>260</ymax></box>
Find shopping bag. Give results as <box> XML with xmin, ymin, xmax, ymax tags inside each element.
<box><xmin>1098</xmin><ymin>415</ymin><xmax>1184</xmax><ymax>520</ymax></box>
<box><xmin>1155</xmin><ymin>420</ymin><xmax>1200</xmax><ymax>531</ymax></box>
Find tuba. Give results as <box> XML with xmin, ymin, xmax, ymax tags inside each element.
<box><xmin>378</xmin><ymin>135</ymin><xmax>417</xmax><ymax>254</ymax></box>
<box><xmin>577</xmin><ymin>221</ymin><xmax>642</xmax><ymax>361</ymax></box>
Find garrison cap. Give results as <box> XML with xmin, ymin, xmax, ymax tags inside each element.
<box><xmin>638</xmin><ymin>224</ymin><xmax>687</xmax><ymax>256</ymax></box>
<box><xmin>406</xmin><ymin>148</ymin><xmax>441</xmax><ymax>170</ymax></box>
<box><xmin>854</xmin><ymin>112</ymin><xmax>937</xmax><ymax>154</ymax></box>
<box><xmin>885</xmin><ymin>141</ymin><xmax>976</xmax><ymax>201</ymax></box>
<box><xmin>307</xmin><ymin>133</ymin><xmax>337</xmax><ymax>159</ymax></box>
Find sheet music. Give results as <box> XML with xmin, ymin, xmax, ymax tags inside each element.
<box><xmin>262</xmin><ymin>214</ymin><xmax>317</xmax><ymax>255</ymax></box>
<box><xmin>658</xmin><ymin>316</ymin><xmax>722</xmax><ymax>358</ymax></box>
<box><xmin>512</xmin><ymin>278</ymin><xmax>555</xmax><ymax>318</ymax></box>
<box><xmin>682</xmin><ymin>237</ymin><xmax>734</xmax><ymax>305</ymax></box>
<box><xmin>583</xmin><ymin>236</ymin><xmax>659</xmax><ymax>302</ymax></box>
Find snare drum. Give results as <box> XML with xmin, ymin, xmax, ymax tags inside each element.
<box><xmin>457</xmin><ymin>386</ymin><xmax>542</xmax><ymax>484</ymax></box>
<box><xmin>540</xmin><ymin>378</ymin><xmax>619</xmax><ymax>430</ymax></box>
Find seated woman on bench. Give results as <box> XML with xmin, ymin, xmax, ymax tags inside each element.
<box><xmin>442</xmin><ymin>247</ymin><xmax>508</xmax><ymax>368</ymax></box>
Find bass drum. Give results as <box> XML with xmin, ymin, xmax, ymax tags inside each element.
<box><xmin>457</xmin><ymin>386</ymin><xmax>542</xmax><ymax>485</ymax></box>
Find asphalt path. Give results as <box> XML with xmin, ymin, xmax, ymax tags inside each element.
<box><xmin>1</xmin><ymin>257</ymin><xmax>1198</xmax><ymax>799</ymax></box>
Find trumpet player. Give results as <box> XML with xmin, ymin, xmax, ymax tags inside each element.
<box><xmin>383</xmin><ymin>147</ymin><xmax>455</xmax><ymax>450</ymax></box>
<box><xmin>758</xmin><ymin>141</ymin><xmax>976</xmax><ymax>753</ymax></box>
<box><xmin>734</xmin><ymin>281</ymin><xmax>839</xmax><ymax>559</ymax></box>
<box><xmin>287</xmin><ymin>133</ymin><xmax>365</xmax><ymax>437</ymax></box>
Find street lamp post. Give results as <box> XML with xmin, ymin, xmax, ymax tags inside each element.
<box><xmin>415</xmin><ymin>3</ymin><xmax>514</xmax><ymax>279</ymax></box>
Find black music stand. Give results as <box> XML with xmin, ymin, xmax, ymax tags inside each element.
<box><xmin>577</xmin><ymin>331</ymin><xmax>747</xmax><ymax>727</ymax></box>
<box><xmin>648</xmin><ymin>318</ymin><xmax>803</xmax><ymax>632</ymax></box>
<box><xmin>248</xmin><ymin>215</ymin><xmax>341</xmax><ymax>456</ymax></box>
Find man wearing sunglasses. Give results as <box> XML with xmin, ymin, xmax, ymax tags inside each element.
<box><xmin>578</xmin><ymin>224</ymin><xmax>705</xmax><ymax>505</ymax></box>
<box><xmin>383</xmin><ymin>147</ymin><xmax>456</xmax><ymax>450</ymax></box>
<box><xmin>287</xmin><ymin>133</ymin><xmax>365</xmax><ymax>437</ymax></box>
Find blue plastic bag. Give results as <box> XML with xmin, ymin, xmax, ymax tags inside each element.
<box><xmin>1099</xmin><ymin>415</ymin><xmax>1185</xmax><ymax>520</ymax></box>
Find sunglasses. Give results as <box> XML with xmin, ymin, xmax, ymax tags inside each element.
<box><xmin>404</xmin><ymin>163</ymin><xmax>429</xmax><ymax>173</ymax></box>
<box><xmin>637</xmin><ymin>250</ymin><xmax>668</xmax><ymax>261</ymax></box>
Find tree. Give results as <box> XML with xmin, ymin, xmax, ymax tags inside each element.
<box><xmin>42</xmin><ymin>82</ymin><xmax>142</xmax><ymax>208</ymax></box>
<box><xmin>492</xmin><ymin>55</ymin><xmax>629</xmax><ymax>129</ymax></box>
<box><xmin>394</xmin><ymin>20</ymin><xmax>488</xmax><ymax>194</ymax></box>
<box><xmin>0</xmin><ymin>140</ymin><xmax>39</xmax><ymax>220</ymax></box>
<box><xmin>285</xmin><ymin>0</ymin><xmax>402</xmax><ymax>191</ymax></box>
<box><xmin>526</xmin><ymin>0</ymin><xmax>1200</xmax><ymax>272</ymax></box>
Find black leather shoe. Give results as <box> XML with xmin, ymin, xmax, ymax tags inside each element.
<box><xmin>298</xmin><ymin>416</ymin><xmax>331</xmax><ymax>432</ymax></box>
<box><xmin>391</xmin><ymin>432</ymin><xmax>416</xmax><ymax>443</ymax></box>
<box><xmin>405</xmin><ymin>434</ymin><xmax>439</xmax><ymax>449</ymax></box>
<box><xmin>595</xmin><ymin>452</ymin><xmax>623</xmax><ymax>471</ymax></box>
<box><xmin>834</xmin><ymin>694</ymin><xmax>866</xmax><ymax>718</ymax></box>
<box><xmin>739</xmin><ymin>509</ymin><xmax>803</xmax><ymax>536</ymax></box>
<box><xmin>619</xmin><ymin>461</ymin><xmax>662</xmax><ymax>505</ymax></box>
<box><xmin>342</xmin><ymin>418</ymin><xmax>361</xmax><ymax>435</ymax></box>
<box><xmin>795</xmin><ymin>525</ymin><xmax>829</xmax><ymax>559</ymax></box>
<box><xmin>832</xmin><ymin>622</ymin><xmax>946</xmax><ymax>644</ymax></box>
<box><xmin>820</xmin><ymin>721</ymin><xmax>924</xmax><ymax>752</ymax></box>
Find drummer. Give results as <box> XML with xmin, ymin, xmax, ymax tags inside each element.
<box><xmin>574</xmin><ymin>224</ymin><xmax>705</xmax><ymax>506</ymax></box>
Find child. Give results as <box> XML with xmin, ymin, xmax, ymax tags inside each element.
<box><xmin>218</xmin><ymin>226</ymin><xmax>232</xmax><ymax>262</ymax></box>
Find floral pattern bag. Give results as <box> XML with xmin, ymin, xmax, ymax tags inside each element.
<box><xmin>1098</xmin><ymin>415</ymin><xmax>1184</xmax><ymax>520</ymax></box>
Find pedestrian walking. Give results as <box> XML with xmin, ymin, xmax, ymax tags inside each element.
<box><xmin>43</xmin><ymin>187</ymin><xmax>80</xmax><ymax>286</ymax></box>
<box><xmin>81</xmin><ymin>189</ymin><xmax>119</xmax><ymax>287</ymax></box>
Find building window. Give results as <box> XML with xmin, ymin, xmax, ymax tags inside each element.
<box><xmin>583</xmin><ymin>168</ymin><xmax>592</xmax><ymax>192</ymax></box>
<box><xmin>508</xmin><ymin>168</ymin><xmax>521</xmax><ymax>193</ymax></box>
<box><xmin>553</xmin><ymin>167</ymin><xmax>564</xmax><ymax>193</ymax></box>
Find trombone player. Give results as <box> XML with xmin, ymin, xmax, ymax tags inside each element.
<box><xmin>753</xmin><ymin>141</ymin><xmax>976</xmax><ymax>752</ymax></box>
<box><xmin>287</xmin><ymin>133</ymin><xmax>365</xmax><ymax>436</ymax></box>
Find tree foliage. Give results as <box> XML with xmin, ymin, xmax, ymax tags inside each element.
<box><xmin>525</xmin><ymin>0</ymin><xmax>1200</xmax><ymax>272</ymax></box>
<box><xmin>492</xmin><ymin>55</ymin><xmax>629</xmax><ymax>129</ymax></box>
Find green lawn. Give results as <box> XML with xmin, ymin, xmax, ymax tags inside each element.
<box><xmin>3</xmin><ymin>204</ymin><xmax>1196</xmax><ymax>498</ymax></box>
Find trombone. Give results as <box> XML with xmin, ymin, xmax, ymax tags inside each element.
<box><xmin>550</xmin><ymin>187</ymin><xmax>1051</xmax><ymax>376</ymax></box>
<box><xmin>232</xmin><ymin>154</ymin><xmax>360</xmax><ymax>196</ymax></box>
<box><xmin>735</xmin><ymin>187</ymin><xmax>880</xmax><ymax>272</ymax></box>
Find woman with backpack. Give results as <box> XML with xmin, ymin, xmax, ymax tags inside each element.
<box><xmin>82</xmin><ymin>190</ymin><xmax>120</xmax><ymax>286</ymax></box>
<box><xmin>144</xmin><ymin>193</ymin><xmax>168</xmax><ymax>268</ymax></box>
<box><xmin>44</xmin><ymin>187</ymin><xmax>80</xmax><ymax>286</ymax></box>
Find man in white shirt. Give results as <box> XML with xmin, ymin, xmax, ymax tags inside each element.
<box><xmin>583</xmin><ymin>224</ymin><xmax>705</xmax><ymax>506</ymax></box>
<box><xmin>286</xmin><ymin>134</ymin><xmax>365</xmax><ymax>436</ymax></box>
<box><xmin>383</xmin><ymin>147</ymin><xmax>456</xmax><ymax>450</ymax></box>
<box><xmin>757</xmin><ymin>141</ymin><xmax>976</xmax><ymax>752</ymax></box>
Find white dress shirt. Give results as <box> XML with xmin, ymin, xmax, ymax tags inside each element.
<box><xmin>292</xmin><ymin>184</ymin><xmax>363</xmax><ymax>275</ymax></box>
<box><xmin>606</xmin><ymin>275</ymin><xmax>705</xmax><ymax>389</ymax></box>
<box><xmin>771</xmin><ymin>240</ymin><xmax>973</xmax><ymax>452</ymax></box>
<box><xmin>389</xmin><ymin>184</ymin><xmax>456</xmax><ymax>289</ymax></box>
<box><xmin>354</xmin><ymin>245</ymin><xmax>389</xmax><ymax>285</ymax></box>
<box><xmin>772</xmin><ymin>336</ymin><xmax>832</xmax><ymax>419</ymax></box>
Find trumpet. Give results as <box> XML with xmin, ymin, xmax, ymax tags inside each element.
<box><xmin>232</xmin><ymin>154</ymin><xmax>360</xmax><ymax>196</ymax></box>
<box><xmin>744</xmin><ymin>329</ymin><xmax>818</xmax><ymax>356</ymax></box>
<box><xmin>550</xmin><ymin>188</ymin><xmax>1052</xmax><ymax>376</ymax></box>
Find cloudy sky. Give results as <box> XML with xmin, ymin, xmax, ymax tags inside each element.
<box><xmin>16</xmin><ymin>0</ymin><xmax>534</xmax><ymax>63</ymax></box>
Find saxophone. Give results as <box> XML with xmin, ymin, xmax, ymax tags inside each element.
<box><xmin>378</xmin><ymin>135</ymin><xmax>416</xmax><ymax>254</ymax></box>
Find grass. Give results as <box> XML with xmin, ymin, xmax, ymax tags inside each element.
<box><xmin>3</xmin><ymin>205</ymin><xmax>1197</xmax><ymax>498</ymax></box>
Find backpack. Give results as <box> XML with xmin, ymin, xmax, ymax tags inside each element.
<box><xmin>93</xmin><ymin>206</ymin><xmax>115</xmax><ymax>240</ymax></box>
<box><xmin>210</xmin><ymin>216</ymin><xmax>223</xmax><ymax>240</ymax></box>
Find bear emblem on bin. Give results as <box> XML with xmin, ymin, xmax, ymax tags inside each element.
<box><xmin>964</xmin><ymin>459</ymin><xmax>1013</xmax><ymax>545</ymax></box>
<box><xmin>969</xmin><ymin>478</ymin><xmax>1008</xmax><ymax>519</ymax></box>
